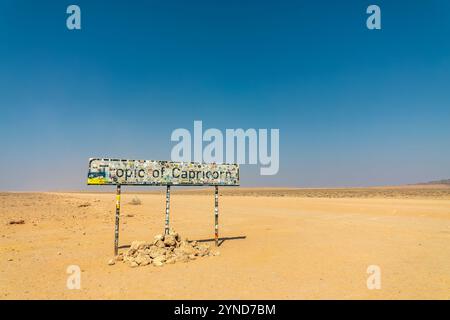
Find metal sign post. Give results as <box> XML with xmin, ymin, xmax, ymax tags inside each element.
<box><xmin>114</xmin><ymin>184</ymin><xmax>121</xmax><ymax>255</ymax></box>
<box><xmin>214</xmin><ymin>186</ymin><xmax>219</xmax><ymax>247</ymax></box>
<box><xmin>165</xmin><ymin>185</ymin><xmax>171</xmax><ymax>235</ymax></box>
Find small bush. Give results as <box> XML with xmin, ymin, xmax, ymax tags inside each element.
<box><xmin>129</xmin><ymin>197</ymin><xmax>142</xmax><ymax>205</ymax></box>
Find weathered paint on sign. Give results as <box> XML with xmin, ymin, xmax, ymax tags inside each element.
<box><xmin>87</xmin><ymin>158</ymin><xmax>240</xmax><ymax>186</ymax></box>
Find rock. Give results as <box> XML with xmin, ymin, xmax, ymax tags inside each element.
<box><xmin>180</xmin><ymin>244</ymin><xmax>194</xmax><ymax>255</ymax></box>
<box><xmin>165</xmin><ymin>251</ymin><xmax>175</xmax><ymax>259</ymax></box>
<box><xmin>153</xmin><ymin>255</ymin><xmax>166</xmax><ymax>264</ymax></box>
<box><xmin>164</xmin><ymin>234</ymin><xmax>177</xmax><ymax>247</ymax></box>
<box><xmin>108</xmin><ymin>259</ymin><xmax>115</xmax><ymax>266</ymax></box>
<box><xmin>168</xmin><ymin>229</ymin><xmax>180</xmax><ymax>239</ymax></box>
<box><xmin>176</xmin><ymin>255</ymin><xmax>189</xmax><ymax>263</ymax></box>
<box><xmin>129</xmin><ymin>197</ymin><xmax>141</xmax><ymax>205</ymax></box>
<box><xmin>120</xmin><ymin>230</ymin><xmax>217</xmax><ymax>267</ymax></box>
<box><xmin>134</xmin><ymin>255</ymin><xmax>148</xmax><ymax>265</ymax></box>
<box><xmin>155</xmin><ymin>240</ymin><xmax>165</xmax><ymax>248</ymax></box>
<box><xmin>78</xmin><ymin>202</ymin><xmax>90</xmax><ymax>208</ymax></box>
<box><xmin>8</xmin><ymin>219</ymin><xmax>25</xmax><ymax>225</ymax></box>
<box><xmin>195</xmin><ymin>244</ymin><xmax>210</xmax><ymax>257</ymax></box>
<box><xmin>173</xmin><ymin>248</ymin><xmax>183</xmax><ymax>256</ymax></box>
<box><xmin>130</xmin><ymin>241</ymin><xmax>148</xmax><ymax>251</ymax></box>
<box><xmin>115</xmin><ymin>254</ymin><xmax>124</xmax><ymax>262</ymax></box>
<box><xmin>140</xmin><ymin>260</ymin><xmax>151</xmax><ymax>266</ymax></box>
<box><xmin>149</xmin><ymin>247</ymin><xmax>166</xmax><ymax>258</ymax></box>
<box><xmin>153</xmin><ymin>260</ymin><xmax>164</xmax><ymax>267</ymax></box>
<box><xmin>166</xmin><ymin>246</ymin><xmax>174</xmax><ymax>252</ymax></box>
<box><xmin>125</xmin><ymin>250</ymin><xmax>136</xmax><ymax>258</ymax></box>
<box><xmin>139</xmin><ymin>242</ymin><xmax>149</xmax><ymax>249</ymax></box>
<box><xmin>129</xmin><ymin>243</ymin><xmax>138</xmax><ymax>251</ymax></box>
<box><xmin>137</xmin><ymin>249</ymin><xmax>147</xmax><ymax>255</ymax></box>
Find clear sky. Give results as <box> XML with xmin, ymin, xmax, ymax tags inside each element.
<box><xmin>1</xmin><ymin>0</ymin><xmax>449</xmax><ymax>190</ymax></box>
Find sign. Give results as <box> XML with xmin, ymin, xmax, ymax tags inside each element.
<box><xmin>87</xmin><ymin>158</ymin><xmax>239</xmax><ymax>186</ymax></box>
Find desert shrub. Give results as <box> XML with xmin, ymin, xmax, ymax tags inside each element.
<box><xmin>129</xmin><ymin>197</ymin><xmax>142</xmax><ymax>205</ymax></box>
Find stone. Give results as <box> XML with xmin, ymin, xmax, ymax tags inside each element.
<box><xmin>134</xmin><ymin>255</ymin><xmax>147</xmax><ymax>265</ymax></box>
<box><xmin>176</xmin><ymin>255</ymin><xmax>189</xmax><ymax>263</ymax></box>
<box><xmin>120</xmin><ymin>230</ymin><xmax>216</xmax><ymax>267</ymax></box>
<box><xmin>164</xmin><ymin>234</ymin><xmax>177</xmax><ymax>247</ymax></box>
<box><xmin>153</xmin><ymin>260</ymin><xmax>164</xmax><ymax>267</ymax></box>
<box><xmin>140</xmin><ymin>260</ymin><xmax>151</xmax><ymax>266</ymax></box>
<box><xmin>149</xmin><ymin>247</ymin><xmax>166</xmax><ymax>258</ymax></box>
<box><xmin>180</xmin><ymin>244</ymin><xmax>194</xmax><ymax>255</ymax></box>
<box><xmin>130</xmin><ymin>241</ymin><xmax>148</xmax><ymax>251</ymax></box>
<box><xmin>108</xmin><ymin>259</ymin><xmax>115</xmax><ymax>266</ymax></box>
<box><xmin>155</xmin><ymin>240</ymin><xmax>165</xmax><ymax>248</ymax></box>
<box><xmin>195</xmin><ymin>244</ymin><xmax>210</xmax><ymax>257</ymax></box>
<box><xmin>165</xmin><ymin>251</ymin><xmax>174</xmax><ymax>259</ymax></box>
<box><xmin>115</xmin><ymin>254</ymin><xmax>124</xmax><ymax>262</ymax></box>
<box><xmin>153</xmin><ymin>255</ymin><xmax>166</xmax><ymax>263</ymax></box>
<box><xmin>78</xmin><ymin>203</ymin><xmax>90</xmax><ymax>208</ymax></box>
<box><xmin>8</xmin><ymin>219</ymin><xmax>25</xmax><ymax>225</ymax></box>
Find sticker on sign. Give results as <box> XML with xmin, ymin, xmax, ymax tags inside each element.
<box><xmin>87</xmin><ymin>158</ymin><xmax>239</xmax><ymax>186</ymax></box>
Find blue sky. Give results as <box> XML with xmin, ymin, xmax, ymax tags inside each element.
<box><xmin>1</xmin><ymin>0</ymin><xmax>449</xmax><ymax>190</ymax></box>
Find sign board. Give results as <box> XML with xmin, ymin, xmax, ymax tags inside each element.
<box><xmin>87</xmin><ymin>158</ymin><xmax>239</xmax><ymax>186</ymax></box>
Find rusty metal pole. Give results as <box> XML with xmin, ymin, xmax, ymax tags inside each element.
<box><xmin>114</xmin><ymin>184</ymin><xmax>121</xmax><ymax>256</ymax></box>
<box><xmin>164</xmin><ymin>185</ymin><xmax>171</xmax><ymax>235</ymax></box>
<box><xmin>214</xmin><ymin>185</ymin><xmax>219</xmax><ymax>246</ymax></box>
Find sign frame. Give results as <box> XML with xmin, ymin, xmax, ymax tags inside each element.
<box><xmin>87</xmin><ymin>158</ymin><xmax>239</xmax><ymax>255</ymax></box>
<box><xmin>87</xmin><ymin>158</ymin><xmax>240</xmax><ymax>187</ymax></box>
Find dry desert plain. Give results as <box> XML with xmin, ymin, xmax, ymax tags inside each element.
<box><xmin>1</xmin><ymin>186</ymin><xmax>450</xmax><ymax>299</ymax></box>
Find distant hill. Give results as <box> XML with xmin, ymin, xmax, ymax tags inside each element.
<box><xmin>417</xmin><ymin>179</ymin><xmax>450</xmax><ymax>186</ymax></box>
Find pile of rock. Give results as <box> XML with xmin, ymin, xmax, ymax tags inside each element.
<box><xmin>109</xmin><ymin>230</ymin><xmax>219</xmax><ymax>267</ymax></box>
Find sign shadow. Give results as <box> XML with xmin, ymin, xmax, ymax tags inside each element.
<box><xmin>194</xmin><ymin>235</ymin><xmax>247</xmax><ymax>247</ymax></box>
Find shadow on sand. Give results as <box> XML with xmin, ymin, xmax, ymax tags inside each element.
<box><xmin>118</xmin><ymin>235</ymin><xmax>246</xmax><ymax>249</ymax></box>
<box><xmin>194</xmin><ymin>235</ymin><xmax>247</xmax><ymax>247</ymax></box>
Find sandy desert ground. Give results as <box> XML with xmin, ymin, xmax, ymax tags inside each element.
<box><xmin>1</xmin><ymin>187</ymin><xmax>450</xmax><ymax>299</ymax></box>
